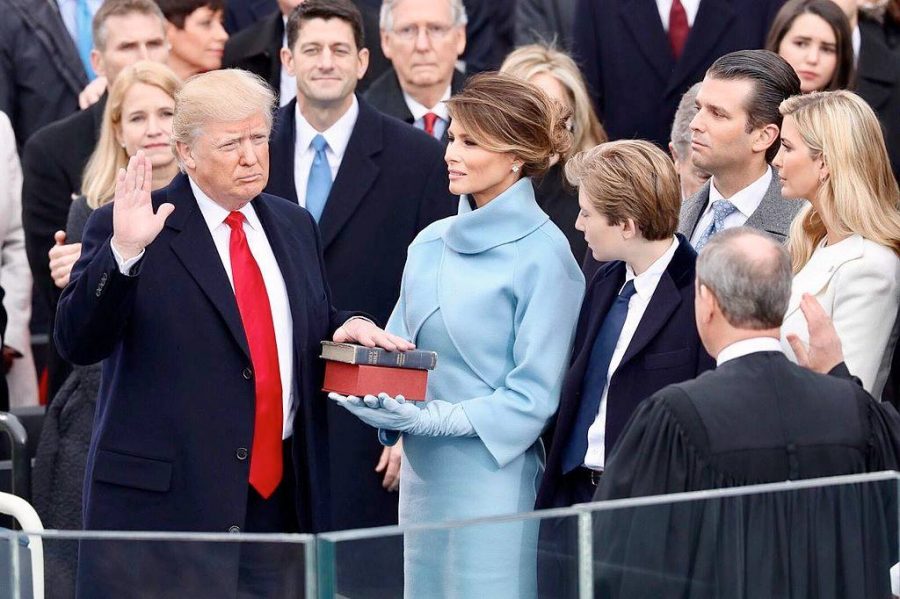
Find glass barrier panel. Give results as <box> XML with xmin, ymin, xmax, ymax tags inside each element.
<box><xmin>1</xmin><ymin>530</ymin><xmax>315</xmax><ymax>599</ymax></box>
<box><xmin>318</xmin><ymin>507</ymin><xmax>586</xmax><ymax>599</ymax></box>
<box><xmin>0</xmin><ymin>531</ymin><xmax>27</xmax><ymax>599</ymax></box>
<box><xmin>2</xmin><ymin>472</ymin><xmax>897</xmax><ymax>598</ymax></box>
<box><xmin>584</xmin><ymin>472</ymin><xmax>900</xmax><ymax>599</ymax></box>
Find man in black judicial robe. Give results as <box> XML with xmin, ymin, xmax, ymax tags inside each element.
<box><xmin>592</xmin><ymin>227</ymin><xmax>900</xmax><ymax>599</ymax></box>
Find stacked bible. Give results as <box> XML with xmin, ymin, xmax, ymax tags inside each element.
<box><xmin>320</xmin><ymin>341</ymin><xmax>438</xmax><ymax>401</ymax></box>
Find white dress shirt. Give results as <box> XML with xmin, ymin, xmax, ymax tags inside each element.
<box><xmin>583</xmin><ymin>237</ymin><xmax>681</xmax><ymax>470</ymax></box>
<box><xmin>293</xmin><ymin>96</ymin><xmax>359</xmax><ymax>207</ymax></box>
<box><xmin>111</xmin><ymin>178</ymin><xmax>297</xmax><ymax>438</ymax></box>
<box><xmin>403</xmin><ymin>86</ymin><xmax>451</xmax><ymax>140</ymax></box>
<box><xmin>690</xmin><ymin>166</ymin><xmax>773</xmax><ymax>246</ymax></box>
<box><xmin>717</xmin><ymin>336</ymin><xmax>783</xmax><ymax>367</ymax></box>
<box><xmin>656</xmin><ymin>0</ymin><xmax>701</xmax><ymax>30</ymax></box>
<box><xmin>852</xmin><ymin>24</ymin><xmax>861</xmax><ymax>66</ymax></box>
<box><xmin>280</xmin><ymin>18</ymin><xmax>297</xmax><ymax>107</ymax></box>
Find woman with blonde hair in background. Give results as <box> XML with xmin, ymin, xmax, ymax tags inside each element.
<box><xmin>776</xmin><ymin>90</ymin><xmax>900</xmax><ymax>397</ymax></box>
<box><xmin>34</xmin><ymin>60</ymin><xmax>181</xmax><ymax>597</ymax></box>
<box><xmin>501</xmin><ymin>43</ymin><xmax>607</xmax><ymax>259</ymax></box>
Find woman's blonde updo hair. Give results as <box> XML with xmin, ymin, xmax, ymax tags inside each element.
<box><xmin>81</xmin><ymin>61</ymin><xmax>182</xmax><ymax>209</ymax></box>
<box><xmin>781</xmin><ymin>90</ymin><xmax>900</xmax><ymax>272</ymax></box>
<box><xmin>500</xmin><ymin>44</ymin><xmax>607</xmax><ymax>153</ymax></box>
<box><xmin>445</xmin><ymin>72</ymin><xmax>574</xmax><ymax>180</ymax></box>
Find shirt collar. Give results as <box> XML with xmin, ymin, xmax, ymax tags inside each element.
<box><xmin>189</xmin><ymin>177</ymin><xmax>262</xmax><ymax>232</ymax></box>
<box><xmin>852</xmin><ymin>24</ymin><xmax>861</xmax><ymax>64</ymax></box>
<box><xmin>443</xmin><ymin>178</ymin><xmax>549</xmax><ymax>254</ymax></box>
<box><xmin>708</xmin><ymin>165</ymin><xmax>772</xmax><ymax>219</ymax></box>
<box><xmin>624</xmin><ymin>236</ymin><xmax>680</xmax><ymax>301</ymax></box>
<box><xmin>294</xmin><ymin>95</ymin><xmax>359</xmax><ymax>160</ymax></box>
<box><xmin>402</xmin><ymin>86</ymin><xmax>451</xmax><ymax>122</ymax></box>
<box><xmin>716</xmin><ymin>336</ymin><xmax>783</xmax><ymax>366</ymax></box>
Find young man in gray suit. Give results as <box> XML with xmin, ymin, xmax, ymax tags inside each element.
<box><xmin>679</xmin><ymin>50</ymin><xmax>804</xmax><ymax>248</ymax></box>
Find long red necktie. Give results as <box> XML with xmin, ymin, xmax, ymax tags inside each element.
<box><xmin>669</xmin><ymin>0</ymin><xmax>690</xmax><ymax>60</ymax></box>
<box><xmin>423</xmin><ymin>112</ymin><xmax>439</xmax><ymax>138</ymax></box>
<box><xmin>225</xmin><ymin>211</ymin><xmax>283</xmax><ymax>499</ymax></box>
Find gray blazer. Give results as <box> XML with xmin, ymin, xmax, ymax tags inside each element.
<box><xmin>678</xmin><ymin>171</ymin><xmax>803</xmax><ymax>243</ymax></box>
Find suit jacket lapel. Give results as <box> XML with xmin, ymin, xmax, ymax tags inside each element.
<box><xmin>318</xmin><ymin>99</ymin><xmax>382</xmax><ymax>249</ymax></box>
<box><xmin>265</xmin><ymin>15</ymin><xmax>285</xmax><ymax>88</ymax></box>
<box><xmin>617</xmin><ymin>238</ymin><xmax>693</xmax><ymax>369</ymax></box>
<box><xmin>679</xmin><ymin>182</ymin><xmax>710</xmax><ymax>239</ymax></box>
<box><xmin>381</xmin><ymin>71</ymin><xmax>415</xmax><ymax>123</ymax></box>
<box><xmin>12</xmin><ymin>0</ymin><xmax>87</xmax><ymax>93</ymax></box>
<box><xmin>619</xmin><ymin>0</ymin><xmax>674</xmax><ymax>82</ymax></box>
<box><xmin>618</xmin><ymin>274</ymin><xmax>681</xmax><ymax>369</ymax></box>
<box><xmin>269</xmin><ymin>101</ymin><xmax>298</xmax><ymax>203</ymax></box>
<box><xmin>783</xmin><ymin>236</ymin><xmax>864</xmax><ymax>319</ymax></box>
<box><xmin>744</xmin><ymin>173</ymin><xmax>785</xmax><ymax>235</ymax></box>
<box><xmin>570</xmin><ymin>264</ymin><xmax>626</xmax><ymax>376</ymax></box>
<box><xmin>254</xmin><ymin>196</ymin><xmax>310</xmax><ymax>346</ymax></box>
<box><xmin>666</xmin><ymin>0</ymin><xmax>735</xmax><ymax>96</ymax></box>
<box><xmin>164</xmin><ymin>175</ymin><xmax>251</xmax><ymax>360</ymax></box>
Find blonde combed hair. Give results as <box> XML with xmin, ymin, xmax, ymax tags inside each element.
<box><xmin>565</xmin><ymin>140</ymin><xmax>680</xmax><ymax>240</ymax></box>
<box><xmin>172</xmin><ymin>69</ymin><xmax>275</xmax><ymax>168</ymax></box>
<box><xmin>82</xmin><ymin>61</ymin><xmax>182</xmax><ymax>209</ymax></box>
<box><xmin>781</xmin><ymin>90</ymin><xmax>900</xmax><ymax>272</ymax></box>
<box><xmin>500</xmin><ymin>44</ymin><xmax>607</xmax><ymax>153</ymax></box>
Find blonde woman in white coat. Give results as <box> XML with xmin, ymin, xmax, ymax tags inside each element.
<box><xmin>0</xmin><ymin>112</ymin><xmax>38</xmax><ymax>407</ymax></box>
<box><xmin>775</xmin><ymin>90</ymin><xmax>900</xmax><ymax>397</ymax></box>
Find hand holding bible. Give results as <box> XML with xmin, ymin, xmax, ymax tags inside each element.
<box><xmin>329</xmin><ymin>392</ymin><xmax>476</xmax><ymax>439</ymax></box>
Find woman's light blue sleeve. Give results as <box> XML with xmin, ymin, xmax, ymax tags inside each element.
<box><xmin>461</xmin><ymin>244</ymin><xmax>585</xmax><ymax>467</ymax></box>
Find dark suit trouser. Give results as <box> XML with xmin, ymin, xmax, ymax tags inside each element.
<box><xmin>237</xmin><ymin>439</ymin><xmax>304</xmax><ymax>599</ymax></box>
<box><xmin>538</xmin><ymin>469</ymin><xmax>600</xmax><ymax>599</ymax></box>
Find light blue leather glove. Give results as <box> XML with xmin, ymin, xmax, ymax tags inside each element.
<box><xmin>329</xmin><ymin>392</ymin><xmax>475</xmax><ymax>444</ymax></box>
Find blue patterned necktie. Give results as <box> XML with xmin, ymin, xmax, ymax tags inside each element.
<box><xmin>75</xmin><ymin>0</ymin><xmax>96</xmax><ymax>80</ymax></box>
<box><xmin>694</xmin><ymin>199</ymin><xmax>738</xmax><ymax>251</ymax></box>
<box><xmin>561</xmin><ymin>280</ymin><xmax>638</xmax><ymax>473</ymax></box>
<box><xmin>305</xmin><ymin>134</ymin><xmax>332</xmax><ymax>222</ymax></box>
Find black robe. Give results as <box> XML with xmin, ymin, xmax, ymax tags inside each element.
<box><xmin>591</xmin><ymin>353</ymin><xmax>900</xmax><ymax>599</ymax></box>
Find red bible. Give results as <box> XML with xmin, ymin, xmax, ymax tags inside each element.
<box><xmin>322</xmin><ymin>362</ymin><xmax>428</xmax><ymax>401</ymax></box>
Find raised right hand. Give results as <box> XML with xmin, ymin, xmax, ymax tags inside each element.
<box><xmin>111</xmin><ymin>151</ymin><xmax>174</xmax><ymax>261</ymax></box>
<box><xmin>48</xmin><ymin>230</ymin><xmax>82</xmax><ymax>289</ymax></box>
<box><xmin>786</xmin><ymin>293</ymin><xmax>845</xmax><ymax>374</ymax></box>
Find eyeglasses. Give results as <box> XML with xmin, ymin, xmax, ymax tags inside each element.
<box><xmin>390</xmin><ymin>24</ymin><xmax>455</xmax><ymax>42</ymax></box>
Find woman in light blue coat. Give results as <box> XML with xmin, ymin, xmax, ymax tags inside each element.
<box><xmin>332</xmin><ymin>73</ymin><xmax>585</xmax><ymax>597</ymax></box>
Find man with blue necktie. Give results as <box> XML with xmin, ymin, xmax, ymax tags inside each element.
<box><xmin>536</xmin><ymin>139</ymin><xmax>715</xmax><ymax>598</ymax></box>
<box><xmin>677</xmin><ymin>50</ymin><xmax>805</xmax><ymax>247</ymax></box>
<box><xmin>265</xmin><ymin>0</ymin><xmax>455</xmax><ymax>534</ymax></box>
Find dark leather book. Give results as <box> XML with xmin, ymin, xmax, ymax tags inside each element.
<box><xmin>320</xmin><ymin>341</ymin><xmax>437</xmax><ymax>370</ymax></box>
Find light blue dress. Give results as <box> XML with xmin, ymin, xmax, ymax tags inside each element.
<box><xmin>385</xmin><ymin>178</ymin><xmax>585</xmax><ymax>598</ymax></box>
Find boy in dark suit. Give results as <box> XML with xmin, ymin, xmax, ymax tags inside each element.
<box><xmin>536</xmin><ymin>139</ymin><xmax>715</xmax><ymax>598</ymax></box>
<box><xmin>538</xmin><ymin>139</ymin><xmax>715</xmax><ymax>510</ymax></box>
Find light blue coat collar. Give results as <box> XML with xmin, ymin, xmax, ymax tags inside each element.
<box><xmin>443</xmin><ymin>178</ymin><xmax>549</xmax><ymax>254</ymax></box>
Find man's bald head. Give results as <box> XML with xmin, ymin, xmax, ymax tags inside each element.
<box><xmin>696</xmin><ymin>227</ymin><xmax>792</xmax><ymax>330</ymax></box>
